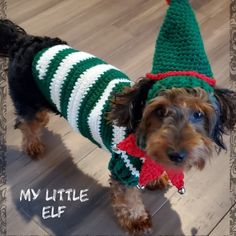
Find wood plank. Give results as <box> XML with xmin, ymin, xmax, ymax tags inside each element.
<box><xmin>209</xmin><ymin>212</ymin><xmax>230</xmax><ymax>236</ymax></box>
<box><xmin>7</xmin><ymin>128</ymin><xmax>96</xmax><ymax>189</ymax></box>
<box><xmin>7</xmin><ymin>0</ymin><xmax>63</xmax><ymax>24</ymax></box>
<box><xmin>7</xmin><ymin>149</ymin><xmax>111</xmax><ymax>235</ymax></box>
<box><xmin>7</xmin><ymin>204</ymin><xmax>49</xmax><ymax>236</ymax></box>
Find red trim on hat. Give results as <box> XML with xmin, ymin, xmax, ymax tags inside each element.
<box><xmin>146</xmin><ymin>71</ymin><xmax>216</xmax><ymax>87</ymax></box>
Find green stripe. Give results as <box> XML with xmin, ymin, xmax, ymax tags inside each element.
<box><xmin>100</xmin><ymin>82</ymin><xmax>131</xmax><ymax>151</ymax></box>
<box><xmin>109</xmin><ymin>152</ymin><xmax>142</xmax><ymax>186</ymax></box>
<box><xmin>43</xmin><ymin>48</ymin><xmax>77</xmax><ymax>103</ymax></box>
<box><xmin>60</xmin><ymin>57</ymin><xmax>107</xmax><ymax>119</ymax></box>
<box><xmin>32</xmin><ymin>48</ymin><xmax>55</xmax><ymax>106</ymax></box>
<box><xmin>32</xmin><ymin>47</ymin><xmax>49</xmax><ymax>80</ymax></box>
<box><xmin>78</xmin><ymin>69</ymin><xmax>129</xmax><ymax>145</ymax></box>
<box><xmin>32</xmin><ymin>48</ymin><xmax>77</xmax><ymax>106</ymax></box>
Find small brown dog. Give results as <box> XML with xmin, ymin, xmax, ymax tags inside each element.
<box><xmin>108</xmin><ymin>83</ymin><xmax>236</xmax><ymax>234</ymax></box>
<box><xmin>1</xmin><ymin>0</ymin><xmax>236</xmax><ymax>234</ymax></box>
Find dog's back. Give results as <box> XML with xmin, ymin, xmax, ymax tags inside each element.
<box><xmin>0</xmin><ymin>19</ymin><xmax>26</xmax><ymax>57</ymax></box>
<box><xmin>32</xmin><ymin>44</ymin><xmax>132</xmax><ymax>151</ymax></box>
<box><xmin>0</xmin><ymin>19</ymin><xmax>66</xmax><ymax>58</ymax></box>
<box><xmin>0</xmin><ymin>19</ymin><xmax>69</xmax><ymax>120</ymax></box>
<box><xmin>0</xmin><ymin>19</ymin><xmax>132</xmax><ymax>153</ymax></box>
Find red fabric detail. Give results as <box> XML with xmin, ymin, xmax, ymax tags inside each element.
<box><xmin>146</xmin><ymin>71</ymin><xmax>216</xmax><ymax>87</ymax></box>
<box><xmin>117</xmin><ymin>134</ymin><xmax>185</xmax><ymax>190</ymax></box>
<box><xmin>117</xmin><ymin>134</ymin><xmax>146</xmax><ymax>157</ymax></box>
<box><xmin>166</xmin><ymin>0</ymin><xmax>170</xmax><ymax>4</ymax></box>
<box><xmin>166</xmin><ymin>169</ymin><xmax>184</xmax><ymax>189</ymax></box>
<box><xmin>139</xmin><ymin>158</ymin><xmax>164</xmax><ymax>186</ymax></box>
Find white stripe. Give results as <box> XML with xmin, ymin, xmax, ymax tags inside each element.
<box><xmin>112</xmin><ymin>116</ymin><xmax>140</xmax><ymax>178</ymax></box>
<box><xmin>36</xmin><ymin>45</ymin><xmax>70</xmax><ymax>80</ymax></box>
<box><xmin>88</xmin><ymin>79</ymin><xmax>131</xmax><ymax>150</ymax></box>
<box><xmin>67</xmin><ymin>64</ymin><xmax>119</xmax><ymax>132</ymax></box>
<box><xmin>112</xmin><ymin>125</ymin><xmax>127</xmax><ymax>147</ymax></box>
<box><xmin>49</xmin><ymin>51</ymin><xmax>95</xmax><ymax>111</ymax></box>
<box><xmin>115</xmin><ymin>149</ymin><xmax>140</xmax><ymax>177</ymax></box>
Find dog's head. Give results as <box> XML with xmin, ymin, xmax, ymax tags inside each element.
<box><xmin>108</xmin><ymin>78</ymin><xmax>236</xmax><ymax>171</ymax></box>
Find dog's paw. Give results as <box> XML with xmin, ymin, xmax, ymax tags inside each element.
<box><xmin>119</xmin><ymin>213</ymin><xmax>152</xmax><ymax>235</ymax></box>
<box><xmin>23</xmin><ymin>140</ymin><xmax>45</xmax><ymax>158</ymax></box>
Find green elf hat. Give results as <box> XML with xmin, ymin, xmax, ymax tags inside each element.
<box><xmin>146</xmin><ymin>0</ymin><xmax>216</xmax><ymax>102</ymax></box>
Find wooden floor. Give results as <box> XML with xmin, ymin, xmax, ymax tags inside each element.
<box><xmin>6</xmin><ymin>0</ymin><xmax>231</xmax><ymax>235</ymax></box>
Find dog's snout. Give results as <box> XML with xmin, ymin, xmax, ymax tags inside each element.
<box><xmin>167</xmin><ymin>149</ymin><xmax>187</xmax><ymax>163</ymax></box>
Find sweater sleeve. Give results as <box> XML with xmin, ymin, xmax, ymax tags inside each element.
<box><xmin>108</xmin><ymin>150</ymin><xmax>142</xmax><ymax>187</ymax></box>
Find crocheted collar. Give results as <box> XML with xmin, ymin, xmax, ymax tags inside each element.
<box><xmin>117</xmin><ymin>134</ymin><xmax>186</xmax><ymax>194</ymax></box>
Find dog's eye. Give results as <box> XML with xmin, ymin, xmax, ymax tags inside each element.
<box><xmin>155</xmin><ymin>107</ymin><xmax>167</xmax><ymax>118</ymax></box>
<box><xmin>191</xmin><ymin>111</ymin><xmax>204</xmax><ymax>122</ymax></box>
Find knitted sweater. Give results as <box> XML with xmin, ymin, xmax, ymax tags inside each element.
<box><xmin>32</xmin><ymin>45</ymin><xmax>143</xmax><ymax>186</ymax></box>
<box><xmin>32</xmin><ymin>45</ymin><xmax>185</xmax><ymax>190</ymax></box>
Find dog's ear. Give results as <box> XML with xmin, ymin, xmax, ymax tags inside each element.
<box><xmin>212</xmin><ymin>88</ymin><xmax>236</xmax><ymax>149</ymax></box>
<box><xmin>215</xmin><ymin>88</ymin><xmax>236</xmax><ymax>131</ymax></box>
<box><xmin>108</xmin><ymin>78</ymin><xmax>154</xmax><ymax>132</ymax></box>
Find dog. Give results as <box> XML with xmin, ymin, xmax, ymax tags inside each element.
<box><xmin>1</xmin><ymin>18</ymin><xmax>236</xmax><ymax>235</ymax></box>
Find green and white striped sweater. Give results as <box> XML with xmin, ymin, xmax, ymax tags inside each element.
<box><xmin>32</xmin><ymin>45</ymin><xmax>142</xmax><ymax>186</ymax></box>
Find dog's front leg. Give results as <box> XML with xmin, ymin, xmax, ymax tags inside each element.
<box><xmin>109</xmin><ymin>178</ymin><xmax>152</xmax><ymax>235</ymax></box>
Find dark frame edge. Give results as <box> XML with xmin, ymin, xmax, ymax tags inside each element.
<box><xmin>230</xmin><ymin>0</ymin><xmax>236</xmax><ymax>236</ymax></box>
<box><xmin>0</xmin><ymin>0</ymin><xmax>7</xmax><ymax>235</ymax></box>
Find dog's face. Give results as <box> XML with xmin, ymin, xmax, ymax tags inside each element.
<box><xmin>108</xmin><ymin>79</ymin><xmax>236</xmax><ymax>171</ymax></box>
<box><xmin>136</xmin><ymin>88</ymin><xmax>215</xmax><ymax>171</ymax></box>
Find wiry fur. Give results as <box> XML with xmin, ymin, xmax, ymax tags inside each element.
<box><xmin>137</xmin><ymin>88</ymin><xmax>215</xmax><ymax>169</ymax></box>
<box><xmin>0</xmin><ymin>19</ymin><xmax>67</xmax><ymax>121</ymax></box>
<box><xmin>108</xmin><ymin>79</ymin><xmax>155</xmax><ymax>132</ymax></box>
<box><xmin>109</xmin><ymin>79</ymin><xmax>236</xmax><ymax>152</ymax></box>
<box><xmin>110</xmin><ymin>178</ymin><xmax>152</xmax><ymax>235</ymax></box>
<box><xmin>213</xmin><ymin>88</ymin><xmax>236</xmax><ymax>149</ymax></box>
<box><xmin>16</xmin><ymin>110</ymin><xmax>49</xmax><ymax>158</ymax></box>
<box><xmin>1</xmin><ymin>19</ymin><xmax>236</xmax><ymax>235</ymax></box>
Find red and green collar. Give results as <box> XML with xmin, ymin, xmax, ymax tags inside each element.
<box><xmin>117</xmin><ymin>134</ymin><xmax>185</xmax><ymax>194</ymax></box>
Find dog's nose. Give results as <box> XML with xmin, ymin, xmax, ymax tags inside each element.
<box><xmin>167</xmin><ymin>149</ymin><xmax>187</xmax><ymax>163</ymax></box>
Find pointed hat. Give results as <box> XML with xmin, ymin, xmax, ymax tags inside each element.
<box><xmin>147</xmin><ymin>0</ymin><xmax>216</xmax><ymax>101</ymax></box>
